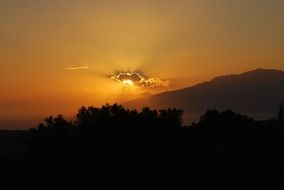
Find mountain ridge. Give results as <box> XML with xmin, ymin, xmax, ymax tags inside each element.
<box><xmin>124</xmin><ymin>68</ymin><xmax>284</xmax><ymax>123</ymax></box>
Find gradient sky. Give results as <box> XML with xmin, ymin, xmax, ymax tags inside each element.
<box><xmin>1</xmin><ymin>0</ymin><xmax>284</xmax><ymax>129</ymax></box>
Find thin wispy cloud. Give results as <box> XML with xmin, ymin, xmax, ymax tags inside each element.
<box><xmin>65</xmin><ymin>65</ymin><xmax>89</xmax><ymax>70</ymax></box>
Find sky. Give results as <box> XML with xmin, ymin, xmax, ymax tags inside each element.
<box><xmin>0</xmin><ymin>0</ymin><xmax>284</xmax><ymax>129</ymax></box>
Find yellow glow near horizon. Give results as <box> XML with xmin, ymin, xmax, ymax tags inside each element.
<box><xmin>122</xmin><ymin>79</ymin><xmax>135</xmax><ymax>87</ymax></box>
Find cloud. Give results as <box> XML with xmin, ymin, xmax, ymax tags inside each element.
<box><xmin>65</xmin><ymin>65</ymin><xmax>89</xmax><ymax>70</ymax></box>
<box><xmin>110</xmin><ymin>72</ymin><xmax>169</xmax><ymax>88</ymax></box>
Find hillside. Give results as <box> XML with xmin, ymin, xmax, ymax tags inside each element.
<box><xmin>124</xmin><ymin>69</ymin><xmax>284</xmax><ymax>123</ymax></box>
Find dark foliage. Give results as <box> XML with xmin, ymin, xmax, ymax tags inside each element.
<box><xmin>1</xmin><ymin>104</ymin><xmax>284</xmax><ymax>190</ymax></box>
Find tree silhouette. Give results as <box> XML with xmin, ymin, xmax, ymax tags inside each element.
<box><xmin>158</xmin><ymin>108</ymin><xmax>183</xmax><ymax>129</ymax></box>
<box><xmin>3</xmin><ymin>104</ymin><xmax>284</xmax><ymax>189</ymax></box>
<box><xmin>198</xmin><ymin>109</ymin><xmax>254</xmax><ymax>128</ymax></box>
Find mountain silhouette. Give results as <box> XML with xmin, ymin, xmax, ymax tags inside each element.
<box><xmin>124</xmin><ymin>68</ymin><xmax>284</xmax><ymax>123</ymax></box>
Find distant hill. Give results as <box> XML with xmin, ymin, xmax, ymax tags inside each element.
<box><xmin>124</xmin><ymin>69</ymin><xmax>284</xmax><ymax>123</ymax></box>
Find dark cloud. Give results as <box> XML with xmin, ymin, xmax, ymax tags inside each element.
<box><xmin>110</xmin><ymin>72</ymin><xmax>169</xmax><ymax>88</ymax></box>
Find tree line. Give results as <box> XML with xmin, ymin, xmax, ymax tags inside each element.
<box><xmin>2</xmin><ymin>104</ymin><xmax>284</xmax><ymax>190</ymax></box>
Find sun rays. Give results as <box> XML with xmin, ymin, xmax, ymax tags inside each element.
<box><xmin>110</xmin><ymin>72</ymin><xmax>169</xmax><ymax>90</ymax></box>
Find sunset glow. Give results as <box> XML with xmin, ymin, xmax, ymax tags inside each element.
<box><xmin>2</xmin><ymin>1</ymin><xmax>284</xmax><ymax>188</ymax></box>
<box><xmin>110</xmin><ymin>72</ymin><xmax>169</xmax><ymax>90</ymax></box>
<box><xmin>0</xmin><ymin>0</ymin><xmax>283</xmax><ymax>129</ymax></box>
<box><xmin>122</xmin><ymin>79</ymin><xmax>135</xmax><ymax>87</ymax></box>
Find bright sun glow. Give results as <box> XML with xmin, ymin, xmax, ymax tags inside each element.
<box><xmin>122</xmin><ymin>79</ymin><xmax>134</xmax><ymax>87</ymax></box>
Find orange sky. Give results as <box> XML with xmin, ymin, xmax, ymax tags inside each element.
<box><xmin>0</xmin><ymin>0</ymin><xmax>284</xmax><ymax>129</ymax></box>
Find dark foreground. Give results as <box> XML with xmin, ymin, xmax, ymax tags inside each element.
<box><xmin>1</xmin><ymin>104</ymin><xmax>284</xmax><ymax>190</ymax></box>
